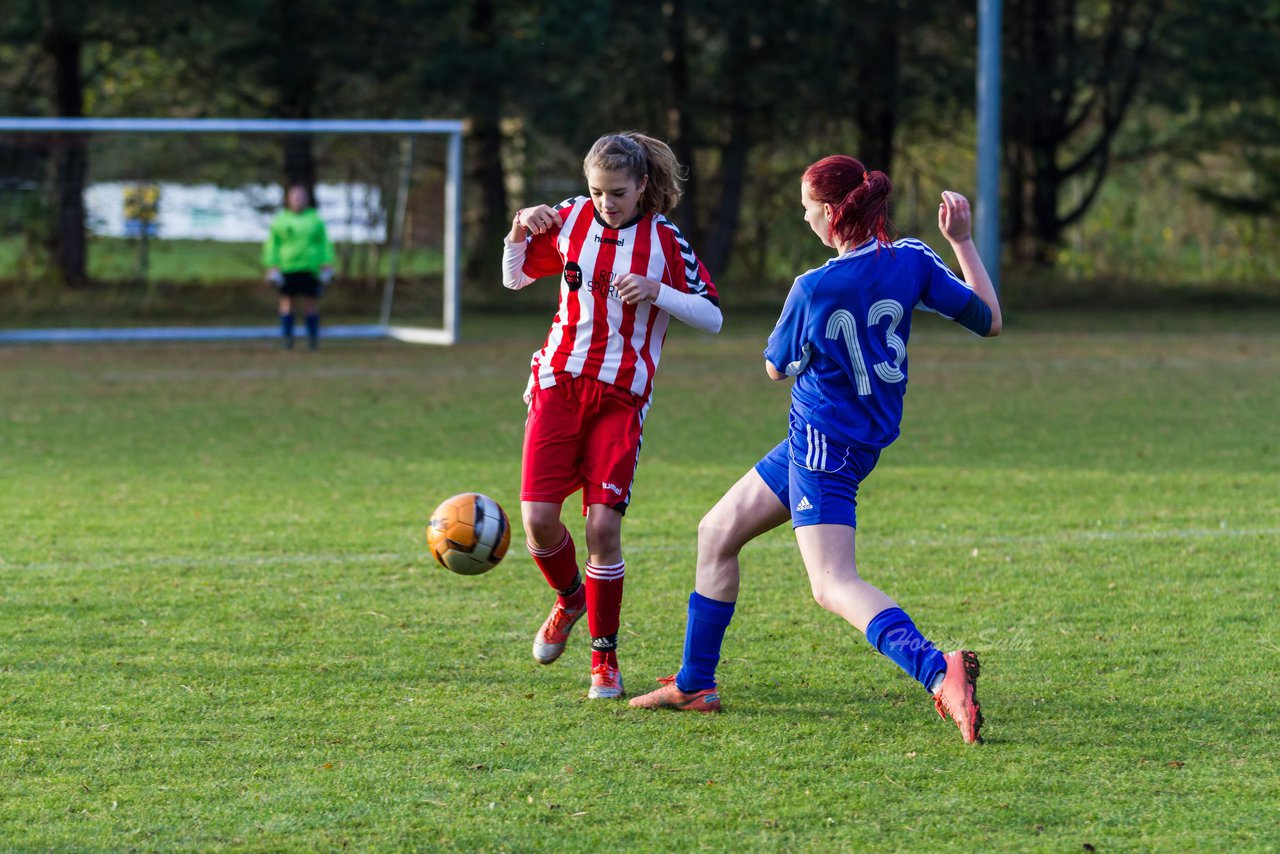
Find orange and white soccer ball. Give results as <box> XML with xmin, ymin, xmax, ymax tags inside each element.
<box><xmin>426</xmin><ymin>493</ymin><xmax>512</xmax><ymax>575</ymax></box>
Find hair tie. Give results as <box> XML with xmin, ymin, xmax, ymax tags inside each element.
<box><xmin>863</xmin><ymin>171</ymin><xmax>870</xmax><ymax>182</ymax></box>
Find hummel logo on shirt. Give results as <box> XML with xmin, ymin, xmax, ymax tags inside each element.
<box><xmin>795</xmin><ymin>495</ymin><xmax>814</xmax><ymax>512</ymax></box>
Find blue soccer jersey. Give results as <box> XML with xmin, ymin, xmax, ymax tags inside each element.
<box><xmin>764</xmin><ymin>237</ymin><xmax>986</xmax><ymax>450</ymax></box>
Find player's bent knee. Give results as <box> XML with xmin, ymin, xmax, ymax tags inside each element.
<box><xmin>522</xmin><ymin>513</ymin><xmax>563</xmax><ymax>550</ymax></box>
<box><xmin>697</xmin><ymin>511</ymin><xmax>742</xmax><ymax>556</ymax></box>
<box><xmin>809</xmin><ymin>579</ymin><xmax>837</xmax><ymax>613</ymax></box>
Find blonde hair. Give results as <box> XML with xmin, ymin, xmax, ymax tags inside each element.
<box><xmin>583</xmin><ymin>131</ymin><xmax>686</xmax><ymax>216</ymax></box>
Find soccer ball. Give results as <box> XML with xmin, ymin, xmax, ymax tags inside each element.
<box><xmin>426</xmin><ymin>493</ymin><xmax>512</xmax><ymax>575</ymax></box>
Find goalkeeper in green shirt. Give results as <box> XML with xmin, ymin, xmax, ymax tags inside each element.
<box><xmin>262</xmin><ymin>184</ymin><xmax>335</xmax><ymax>350</ymax></box>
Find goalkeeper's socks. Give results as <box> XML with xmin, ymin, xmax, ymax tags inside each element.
<box><xmin>864</xmin><ymin>607</ymin><xmax>947</xmax><ymax>692</ymax></box>
<box><xmin>675</xmin><ymin>591</ymin><xmax>736</xmax><ymax>692</ymax></box>
<box><xmin>305</xmin><ymin>314</ymin><xmax>320</xmax><ymax>349</ymax></box>
<box><xmin>280</xmin><ymin>312</ymin><xmax>295</xmax><ymax>344</ymax></box>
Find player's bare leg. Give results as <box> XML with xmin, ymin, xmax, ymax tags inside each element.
<box><xmin>584</xmin><ymin>504</ymin><xmax>622</xmax><ymax>567</ymax></box>
<box><xmin>522</xmin><ymin>500</ymin><xmax>565</xmax><ymax>552</ymax></box>
<box><xmin>793</xmin><ymin>524</ymin><xmax>896</xmax><ymax>632</ymax></box>
<box><xmin>631</xmin><ymin>469</ymin><xmax>788</xmax><ymax>711</ymax></box>
<box><xmin>794</xmin><ymin>524</ymin><xmax>981</xmax><ymax>743</ymax></box>
<box><xmin>523</xmin><ymin>500</ymin><xmax>585</xmax><ymax>665</ymax></box>
<box><xmin>695</xmin><ymin>469</ymin><xmax>791</xmax><ymax>600</ymax></box>
<box><xmin>584</xmin><ymin>504</ymin><xmax>625</xmax><ymax>698</ymax></box>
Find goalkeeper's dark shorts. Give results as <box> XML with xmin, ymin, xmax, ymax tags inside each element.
<box><xmin>280</xmin><ymin>272</ymin><xmax>321</xmax><ymax>297</ymax></box>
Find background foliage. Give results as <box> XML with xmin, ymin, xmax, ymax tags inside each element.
<box><xmin>2</xmin><ymin>0</ymin><xmax>1279</xmax><ymax>301</ymax></box>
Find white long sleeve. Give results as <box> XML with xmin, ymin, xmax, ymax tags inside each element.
<box><xmin>654</xmin><ymin>284</ymin><xmax>723</xmax><ymax>334</ymax></box>
<box><xmin>502</xmin><ymin>238</ymin><xmax>534</xmax><ymax>291</ymax></box>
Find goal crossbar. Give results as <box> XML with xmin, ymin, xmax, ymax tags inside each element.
<box><xmin>0</xmin><ymin>117</ymin><xmax>463</xmax><ymax>346</ymax></box>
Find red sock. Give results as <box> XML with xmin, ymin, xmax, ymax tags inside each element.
<box><xmin>527</xmin><ymin>527</ymin><xmax>584</xmax><ymax>608</ymax></box>
<box><xmin>586</xmin><ymin>560</ymin><xmax>625</xmax><ymax>667</ymax></box>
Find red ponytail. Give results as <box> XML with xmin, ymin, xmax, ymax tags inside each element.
<box><xmin>802</xmin><ymin>155</ymin><xmax>895</xmax><ymax>248</ymax></box>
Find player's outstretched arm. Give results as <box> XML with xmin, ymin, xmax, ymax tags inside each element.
<box><xmin>938</xmin><ymin>191</ymin><xmax>1002</xmax><ymax>337</ymax></box>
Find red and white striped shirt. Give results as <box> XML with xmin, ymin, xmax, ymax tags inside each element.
<box><xmin>512</xmin><ymin>196</ymin><xmax>718</xmax><ymax>403</ymax></box>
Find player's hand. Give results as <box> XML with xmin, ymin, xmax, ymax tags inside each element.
<box><xmin>266</xmin><ymin>267</ymin><xmax>283</xmax><ymax>288</ymax></box>
<box><xmin>616</xmin><ymin>273</ymin><xmax>660</xmax><ymax>304</ymax></box>
<box><xmin>516</xmin><ymin>205</ymin><xmax>562</xmax><ymax>235</ymax></box>
<box><xmin>938</xmin><ymin>190</ymin><xmax>972</xmax><ymax>244</ymax></box>
<box><xmin>319</xmin><ymin>266</ymin><xmax>334</xmax><ymax>286</ymax></box>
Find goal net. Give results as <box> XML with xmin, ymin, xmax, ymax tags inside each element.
<box><xmin>0</xmin><ymin>118</ymin><xmax>462</xmax><ymax>345</ymax></box>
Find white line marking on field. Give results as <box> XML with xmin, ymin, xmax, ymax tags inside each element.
<box><xmin>98</xmin><ymin>367</ymin><xmax>421</xmax><ymax>382</ymax></box>
<box><xmin>4</xmin><ymin>527</ymin><xmax>1276</xmax><ymax>572</ymax></box>
<box><xmin>870</xmin><ymin>525</ymin><xmax>1280</xmax><ymax>549</ymax></box>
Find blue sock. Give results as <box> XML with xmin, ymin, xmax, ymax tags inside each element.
<box><xmin>675</xmin><ymin>591</ymin><xmax>736</xmax><ymax>692</ymax></box>
<box><xmin>864</xmin><ymin>607</ymin><xmax>947</xmax><ymax>693</ymax></box>
<box><xmin>280</xmin><ymin>313</ymin><xmax>295</xmax><ymax>339</ymax></box>
<box><xmin>305</xmin><ymin>314</ymin><xmax>319</xmax><ymax>344</ymax></box>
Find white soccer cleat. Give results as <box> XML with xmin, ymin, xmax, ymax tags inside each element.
<box><xmin>587</xmin><ymin>662</ymin><xmax>624</xmax><ymax>699</ymax></box>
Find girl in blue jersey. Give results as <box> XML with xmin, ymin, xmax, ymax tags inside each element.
<box><xmin>630</xmin><ymin>155</ymin><xmax>1001</xmax><ymax>744</ymax></box>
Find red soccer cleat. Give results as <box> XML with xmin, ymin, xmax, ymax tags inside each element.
<box><xmin>588</xmin><ymin>662</ymin><xmax>624</xmax><ymax>699</ymax></box>
<box><xmin>933</xmin><ymin>650</ymin><xmax>984</xmax><ymax>744</ymax></box>
<box><xmin>532</xmin><ymin>600</ymin><xmax>585</xmax><ymax>665</ymax></box>
<box><xmin>628</xmin><ymin>675</ymin><xmax>721</xmax><ymax>713</ymax></box>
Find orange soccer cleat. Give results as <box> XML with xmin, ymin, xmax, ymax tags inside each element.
<box><xmin>628</xmin><ymin>675</ymin><xmax>721</xmax><ymax>713</ymax></box>
<box><xmin>532</xmin><ymin>600</ymin><xmax>586</xmax><ymax>665</ymax></box>
<box><xmin>933</xmin><ymin>650</ymin><xmax>984</xmax><ymax>744</ymax></box>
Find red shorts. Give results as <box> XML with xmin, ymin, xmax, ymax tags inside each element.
<box><xmin>521</xmin><ymin>374</ymin><xmax>646</xmax><ymax>515</ymax></box>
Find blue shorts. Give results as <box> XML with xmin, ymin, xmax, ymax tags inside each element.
<box><xmin>754</xmin><ymin>416</ymin><xmax>881</xmax><ymax>529</ymax></box>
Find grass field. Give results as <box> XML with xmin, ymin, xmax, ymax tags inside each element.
<box><xmin>2</xmin><ymin>309</ymin><xmax>1277</xmax><ymax>852</ymax></box>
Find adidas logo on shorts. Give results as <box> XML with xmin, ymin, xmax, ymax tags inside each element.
<box><xmin>795</xmin><ymin>495</ymin><xmax>814</xmax><ymax>512</ymax></box>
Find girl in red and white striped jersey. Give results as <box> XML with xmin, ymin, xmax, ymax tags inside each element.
<box><xmin>503</xmin><ymin>131</ymin><xmax>722</xmax><ymax>700</ymax></box>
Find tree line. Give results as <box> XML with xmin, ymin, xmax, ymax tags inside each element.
<box><xmin>2</xmin><ymin>0</ymin><xmax>1277</xmax><ymax>292</ymax></box>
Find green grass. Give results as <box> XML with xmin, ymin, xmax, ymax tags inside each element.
<box><xmin>1</xmin><ymin>309</ymin><xmax>1277</xmax><ymax>852</ymax></box>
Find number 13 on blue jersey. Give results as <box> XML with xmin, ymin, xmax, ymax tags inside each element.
<box><xmin>825</xmin><ymin>299</ymin><xmax>907</xmax><ymax>396</ymax></box>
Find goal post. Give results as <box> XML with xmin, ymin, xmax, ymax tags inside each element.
<box><xmin>0</xmin><ymin>117</ymin><xmax>463</xmax><ymax>345</ymax></box>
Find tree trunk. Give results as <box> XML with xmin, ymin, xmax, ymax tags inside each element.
<box><xmin>701</xmin><ymin>9</ymin><xmax>761</xmax><ymax>278</ymax></box>
<box><xmin>662</xmin><ymin>0</ymin><xmax>700</xmax><ymax>244</ymax></box>
<box><xmin>48</xmin><ymin>5</ymin><xmax>88</xmax><ymax>287</ymax></box>
<box><xmin>1031</xmin><ymin>148</ymin><xmax>1062</xmax><ymax>265</ymax></box>
<box><xmin>462</xmin><ymin>0</ymin><xmax>509</xmax><ymax>298</ymax></box>
<box><xmin>703</xmin><ymin>99</ymin><xmax>750</xmax><ymax>277</ymax></box>
<box><xmin>852</xmin><ymin>1</ymin><xmax>900</xmax><ymax>174</ymax></box>
<box><xmin>1003</xmin><ymin>0</ymin><xmax>1161</xmax><ymax>265</ymax></box>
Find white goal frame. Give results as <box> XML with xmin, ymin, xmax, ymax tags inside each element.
<box><xmin>0</xmin><ymin>117</ymin><xmax>463</xmax><ymax>345</ymax></box>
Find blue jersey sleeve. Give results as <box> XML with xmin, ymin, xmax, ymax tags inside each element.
<box><xmin>912</xmin><ymin>240</ymin><xmax>975</xmax><ymax>318</ymax></box>
<box><xmin>764</xmin><ymin>278</ymin><xmax>812</xmax><ymax>376</ymax></box>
